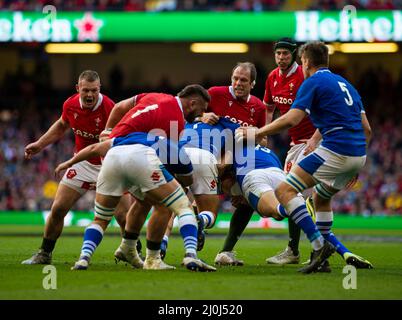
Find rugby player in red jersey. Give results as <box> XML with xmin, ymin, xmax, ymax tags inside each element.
<box><xmin>66</xmin><ymin>84</ymin><xmax>215</xmax><ymax>271</ymax></box>
<box><xmin>196</xmin><ymin>62</ymin><xmax>267</xmax><ymax>266</ymax></box>
<box><xmin>264</xmin><ymin>38</ymin><xmax>322</xmax><ymax>266</ymax></box>
<box><xmin>22</xmin><ymin>70</ymin><xmax>129</xmax><ymax>265</ymax></box>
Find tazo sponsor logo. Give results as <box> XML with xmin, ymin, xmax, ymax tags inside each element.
<box><xmin>72</xmin><ymin>128</ymin><xmax>99</xmax><ymax>140</ymax></box>
<box><xmin>272</xmin><ymin>95</ymin><xmax>293</xmax><ymax>105</ymax></box>
<box><xmin>295</xmin><ymin>10</ymin><xmax>402</xmax><ymax>42</ymax></box>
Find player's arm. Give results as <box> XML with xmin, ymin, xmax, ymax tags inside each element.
<box><xmin>197</xmin><ymin>112</ymin><xmax>219</xmax><ymax>125</ymax></box>
<box><xmin>25</xmin><ymin>117</ymin><xmax>70</xmax><ymax>159</ymax></box>
<box><xmin>303</xmin><ymin>129</ymin><xmax>322</xmax><ymax>155</ymax></box>
<box><xmin>361</xmin><ymin>112</ymin><xmax>372</xmax><ymax>144</ymax></box>
<box><xmin>257</xmin><ymin>108</ymin><xmax>306</xmax><ymax>137</ymax></box>
<box><xmin>54</xmin><ymin>140</ymin><xmax>112</xmax><ymax>177</ymax></box>
<box><xmin>264</xmin><ymin>102</ymin><xmax>275</xmax><ymax>124</ymax></box>
<box><xmin>100</xmin><ymin>97</ymin><xmax>136</xmax><ymax>141</ymax></box>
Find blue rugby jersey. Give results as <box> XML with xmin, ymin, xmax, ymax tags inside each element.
<box><xmin>292</xmin><ymin>68</ymin><xmax>366</xmax><ymax>156</ymax></box>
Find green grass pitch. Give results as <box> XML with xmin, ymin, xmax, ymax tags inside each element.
<box><xmin>0</xmin><ymin>225</ymin><xmax>401</xmax><ymax>300</ymax></box>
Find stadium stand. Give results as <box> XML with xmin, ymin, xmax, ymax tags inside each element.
<box><xmin>0</xmin><ymin>0</ymin><xmax>401</xmax><ymax>11</ymax></box>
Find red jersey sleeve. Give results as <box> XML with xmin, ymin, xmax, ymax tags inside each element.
<box><xmin>61</xmin><ymin>96</ymin><xmax>73</xmax><ymax>124</ymax></box>
<box><xmin>255</xmin><ymin>100</ymin><xmax>267</xmax><ymax>128</ymax></box>
<box><xmin>263</xmin><ymin>73</ymin><xmax>275</xmax><ymax>112</ymax></box>
<box><xmin>134</xmin><ymin>93</ymin><xmax>148</xmax><ymax>106</ymax></box>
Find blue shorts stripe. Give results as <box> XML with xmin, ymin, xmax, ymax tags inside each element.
<box><xmin>298</xmin><ymin>152</ymin><xmax>325</xmax><ymax>176</ymax></box>
<box><xmin>160</xmin><ymin>165</ymin><xmax>174</xmax><ymax>183</ymax></box>
<box><xmin>247</xmin><ymin>192</ymin><xmax>260</xmax><ymax>212</ymax></box>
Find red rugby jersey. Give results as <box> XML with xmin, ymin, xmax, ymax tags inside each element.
<box><xmin>207</xmin><ymin>86</ymin><xmax>266</xmax><ymax>128</ymax></box>
<box><xmin>264</xmin><ymin>63</ymin><xmax>316</xmax><ymax>144</ymax></box>
<box><xmin>61</xmin><ymin>93</ymin><xmax>114</xmax><ymax>165</ymax></box>
<box><xmin>110</xmin><ymin>93</ymin><xmax>184</xmax><ymax>141</ymax></box>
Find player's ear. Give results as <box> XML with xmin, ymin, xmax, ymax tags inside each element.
<box><xmin>251</xmin><ymin>80</ymin><xmax>256</xmax><ymax>88</ymax></box>
<box><xmin>75</xmin><ymin>84</ymin><xmax>79</xmax><ymax>92</ymax></box>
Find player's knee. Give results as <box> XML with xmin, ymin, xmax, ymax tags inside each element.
<box><xmin>93</xmin><ymin>218</ymin><xmax>110</xmax><ymax>231</ymax></box>
<box><xmin>50</xmin><ymin>202</ymin><xmax>71</xmax><ymax>219</ymax></box>
<box><xmin>161</xmin><ymin>187</ymin><xmax>193</xmax><ymax>217</ymax></box>
<box><xmin>94</xmin><ymin>201</ymin><xmax>115</xmax><ymax>222</ymax></box>
<box><xmin>275</xmin><ymin>182</ymin><xmax>293</xmax><ymax>203</ymax></box>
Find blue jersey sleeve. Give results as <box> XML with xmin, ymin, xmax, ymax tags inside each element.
<box><xmin>291</xmin><ymin>78</ymin><xmax>317</xmax><ymax>115</ymax></box>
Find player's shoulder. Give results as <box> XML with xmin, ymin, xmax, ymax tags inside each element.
<box><xmin>208</xmin><ymin>86</ymin><xmax>228</xmax><ymax>96</ymax></box>
<box><xmin>268</xmin><ymin>67</ymin><xmax>280</xmax><ymax>78</ymax></box>
<box><xmin>249</xmin><ymin>94</ymin><xmax>265</xmax><ymax>108</ymax></box>
<box><xmin>63</xmin><ymin>93</ymin><xmax>80</xmax><ymax>108</ymax></box>
<box><xmin>295</xmin><ymin>64</ymin><xmax>304</xmax><ymax>78</ymax></box>
<box><xmin>101</xmin><ymin>94</ymin><xmax>115</xmax><ymax>106</ymax></box>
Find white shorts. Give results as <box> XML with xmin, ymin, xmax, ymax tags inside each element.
<box><xmin>297</xmin><ymin>146</ymin><xmax>366</xmax><ymax>190</ymax></box>
<box><xmin>241</xmin><ymin>167</ymin><xmax>286</xmax><ymax>210</ymax></box>
<box><xmin>97</xmin><ymin>144</ymin><xmax>172</xmax><ymax>197</ymax></box>
<box><xmin>284</xmin><ymin>143</ymin><xmax>308</xmax><ymax>173</ymax></box>
<box><xmin>60</xmin><ymin>160</ymin><xmax>101</xmax><ymax>195</ymax></box>
<box><xmin>184</xmin><ymin>147</ymin><xmax>218</xmax><ymax>195</ymax></box>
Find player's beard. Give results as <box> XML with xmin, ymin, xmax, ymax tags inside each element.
<box><xmin>185</xmin><ymin>111</ymin><xmax>198</xmax><ymax>123</ymax></box>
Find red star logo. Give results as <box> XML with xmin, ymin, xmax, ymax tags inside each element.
<box><xmin>74</xmin><ymin>13</ymin><xmax>103</xmax><ymax>42</ymax></box>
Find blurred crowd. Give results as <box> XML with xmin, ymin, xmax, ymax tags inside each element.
<box><xmin>0</xmin><ymin>0</ymin><xmax>401</xmax><ymax>12</ymax></box>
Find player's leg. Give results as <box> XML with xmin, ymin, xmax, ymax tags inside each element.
<box><xmin>22</xmin><ymin>184</ymin><xmax>83</xmax><ymax>265</ymax></box>
<box><xmin>267</xmin><ymin>146</ymin><xmax>305</xmax><ymax>265</ymax></box>
<box><xmin>114</xmin><ymin>198</ymin><xmax>146</xmax><ymax>268</ymax></box>
<box><xmin>143</xmin><ymin>205</ymin><xmax>176</xmax><ymax>270</ymax></box>
<box><xmin>146</xmin><ymin>180</ymin><xmax>216</xmax><ymax>271</ymax></box>
<box><xmin>72</xmin><ymin>148</ymin><xmax>128</xmax><ymax>270</ymax></box>
<box><xmin>72</xmin><ymin>193</ymin><xmax>121</xmax><ymax>270</ymax></box>
<box><xmin>114</xmin><ymin>193</ymin><xmax>133</xmax><ymax>234</ymax></box>
<box><xmin>186</xmin><ymin>147</ymin><xmax>220</xmax><ymax>251</ymax></box>
<box><xmin>313</xmin><ymin>185</ymin><xmax>373</xmax><ymax>269</ymax></box>
<box><xmin>275</xmin><ymin>165</ymin><xmax>335</xmax><ymax>274</ymax></box>
<box><xmin>160</xmin><ymin>212</ymin><xmax>175</xmax><ymax>260</ymax></box>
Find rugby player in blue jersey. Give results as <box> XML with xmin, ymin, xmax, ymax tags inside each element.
<box><xmin>237</xmin><ymin>41</ymin><xmax>373</xmax><ymax>273</ymax></box>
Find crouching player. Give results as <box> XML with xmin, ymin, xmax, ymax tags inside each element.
<box><xmin>55</xmin><ymin>132</ymin><xmax>216</xmax><ymax>272</ymax></box>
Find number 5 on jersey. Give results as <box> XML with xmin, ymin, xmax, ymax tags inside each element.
<box><xmin>338</xmin><ymin>82</ymin><xmax>353</xmax><ymax>106</ymax></box>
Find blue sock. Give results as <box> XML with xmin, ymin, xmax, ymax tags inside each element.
<box><xmin>285</xmin><ymin>197</ymin><xmax>323</xmax><ymax>250</ymax></box>
<box><xmin>80</xmin><ymin>224</ymin><xmax>104</xmax><ymax>260</ymax></box>
<box><xmin>177</xmin><ymin>213</ymin><xmax>198</xmax><ymax>256</ymax></box>
<box><xmin>316</xmin><ymin>211</ymin><xmax>349</xmax><ymax>256</ymax></box>
<box><xmin>160</xmin><ymin>235</ymin><xmax>169</xmax><ymax>251</ymax></box>
<box><xmin>277</xmin><ymin>204</ymin><xmax>288</xmax><ymax>218</ymax></box>
<box><xmin>199</xmin><ymin>211</ymin><xmax>215</xmax><ymax>229</ymax></box>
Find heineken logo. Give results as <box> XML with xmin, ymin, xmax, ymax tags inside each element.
<box><xmin>0</xmin><ymin>12</ymin><xmax>103</xmax><ymax>42</ymax></box>
<box><xmin>296</xmin><ymin>11</ymin><xmax>402</xmax><ymax>42</ymax></box>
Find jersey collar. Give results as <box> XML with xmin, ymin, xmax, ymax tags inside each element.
<box><xmin>279</xmin><ymin>61</ymin><xmax>299</xmax><ymax>78</ymax></box>
<box><xmin>316</xmin><ymin>67</ymin><xmax>331</xmax><ymax>74</ymax></box>
<box><xmin>175</xmin><ymin>96</ymin><xmax>184</xmax><ymax>115</ymax></box>
<box><xmin>229</xmin><ymin>86</ymin><xmax>251</xmax><ymax>103</ymax></box>
<box><xmin>79</xmin><ymin>93</ymin><xmax>103</xmax><ymax>111</ymax></box>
